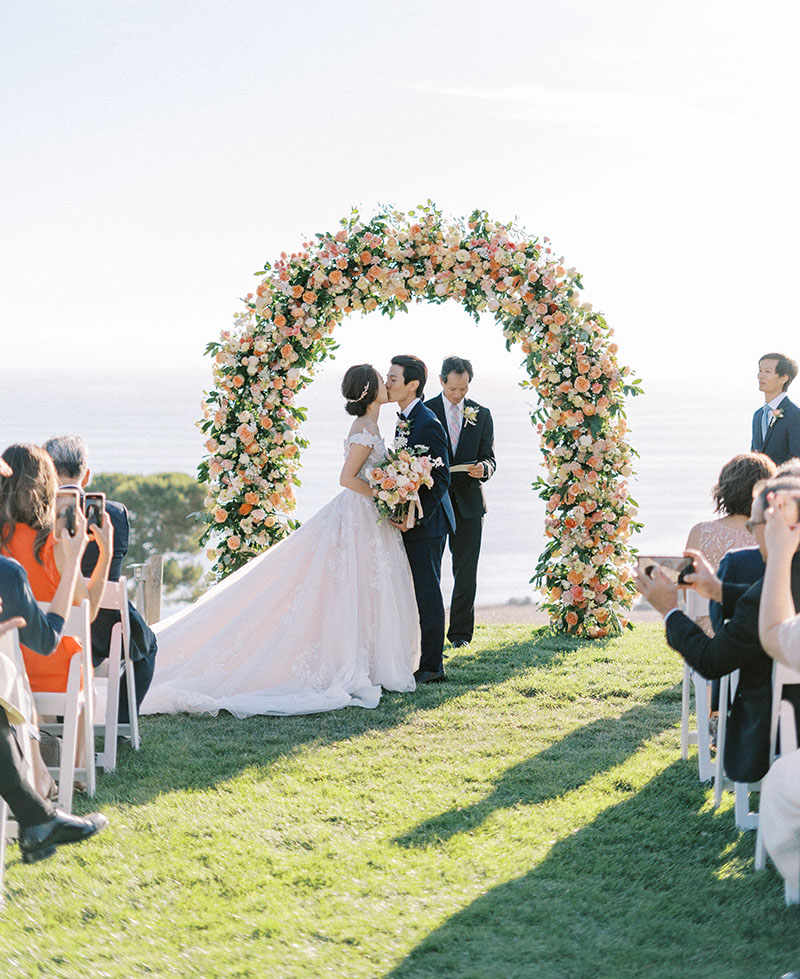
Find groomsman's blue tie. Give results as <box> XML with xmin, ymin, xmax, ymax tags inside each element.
<box><xmin>762</xmin><ymin>404</ymin><xmax>771</xmax><ymax>441</ymax></box>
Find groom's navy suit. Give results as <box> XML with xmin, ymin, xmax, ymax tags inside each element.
<box><xmin>751</xmin><ymin>395</ymin><xmax>800</xmax><ymax>465</ymax></box>
<box><xmin>397</xmin><ymin>400</ymin><xmax>455</xmax><ymax>674</ymax></box>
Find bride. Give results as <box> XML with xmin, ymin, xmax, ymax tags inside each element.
<box><xmin>141</xmin><ymin>364</ymin><xmax>420</xmax><ymax>718</ymax></box>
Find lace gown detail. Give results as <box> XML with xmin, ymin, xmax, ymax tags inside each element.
<box><xmin>141</xmin><ymin>430</ymin><xmax>420</xmax><ymax>717</ymax></box>
<box><xmin>684</xmin><ymin>521</ymin><xmax>756</xmax><ymax>635</ymax></box>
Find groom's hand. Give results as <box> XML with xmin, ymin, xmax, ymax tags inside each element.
<box><xmin>390</xmin><ymin>516</ymin><xmax>409</xmax><ymax>532</ymax></box>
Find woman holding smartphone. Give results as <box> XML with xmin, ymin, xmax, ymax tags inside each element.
<box><xmin>0</xmin><ymin>444</ymin><xmax>113</xmax><ymax>693</ymax></box>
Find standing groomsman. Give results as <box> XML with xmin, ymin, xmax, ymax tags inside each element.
<box><xmin>752</xmin><ymin>352</ymin><xmax>800</xmax><ymax>466</ymax></box>
<box><xmin>427</xmin><ymin>356</ymin><xmax>496</xmax><ymax>648</ymax></box>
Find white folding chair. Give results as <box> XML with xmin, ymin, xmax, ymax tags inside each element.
<box><xmin>32</xmin><ymin>600</ymin><xmax>96</xmax><ymax>813</ymax></box>
<box><xmin>755</xmin><ymin>661</ymin><xmax>800</xmax><ymax>906</ymax></box>
<box><xmin>680</xmin><ymin>663</ymin><xmax>715</xmax><ymax>782</ymax></box>
<box><xmin>712</xmin><ymin>670</ymin><xmax>761</xmax><ymax>829</ymax></box>
<box><xmin>93</xmin><ymin>577</ymin><xmax>140</xmax><ymax>773</ymax></box>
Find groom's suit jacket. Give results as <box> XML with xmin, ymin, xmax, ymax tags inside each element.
<box><xmin>751</xmin><ymin>396</ymin><xmax>800</xmax><ymax>466</ymax></box>
<box><xmin>426</xmin><ymin>394</ymin><xmax>496</xmax><ymax>520</ymax></box>
<box><xmin>399</xmin><ymin>401</ymin><xmax>455</xmax><ymax>540</ymax></box>
<box><xmin>666</xmin><ymin>555</ymin><xmax>800</xmax><ymax>781</ymax></box>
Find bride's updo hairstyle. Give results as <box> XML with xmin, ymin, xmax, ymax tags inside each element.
<box><xmin>342</xmin><ymin>364</ymin><xmax>379</xmax><ymax>417</ymax></box>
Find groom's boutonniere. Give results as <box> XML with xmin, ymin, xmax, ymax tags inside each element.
<box><xmin>395</xmin><ymin>414</ymin><xmax>411</xmax><ymax>446</ymax></box>
<box><xmin>769</xmin><ymin>408</ymin><xmax>784</xmax><ymax>428</ymax></box>
<box><xmin>462</xmin><ymin>406</ymin><xmax>479</xmax><ymax>427</ymax></box>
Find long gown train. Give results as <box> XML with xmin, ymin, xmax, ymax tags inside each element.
<box><xmin>140</xmin><ymin>431</ymin><xmax>420</xmax><ymax>717</ymax></box>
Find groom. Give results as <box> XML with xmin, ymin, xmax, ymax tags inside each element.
<box><xmin>386</xmin><ymin>355</ymin><xmax>456</xmax><ymax>684</ymax></box>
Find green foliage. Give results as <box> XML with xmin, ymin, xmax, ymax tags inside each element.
<box><xmin>1</xmin><ymin>624</ymin><xmax>795</xmax><ymax>977</ymax></box>
<box><xmin>90</xmin><ymin>472</ymin><xmax>205</xmax><ymax>568</ymax></box>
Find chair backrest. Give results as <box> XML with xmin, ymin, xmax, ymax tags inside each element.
<box><xmin>99</xmin><ymin>577</ymin><xmax>131</xmax><ymax>659</ymax></box>
<box><xmin>768</xmin><ymin>660</ymin><xmax>800</xmax><ymax>765</ymax></box>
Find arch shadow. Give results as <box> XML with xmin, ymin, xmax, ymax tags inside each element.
<box><xmin>386</xmin><ymin>762</ymin><xmax>798</xmax><ymax>979</ymax></box>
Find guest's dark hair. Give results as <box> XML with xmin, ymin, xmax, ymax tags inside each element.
<box><xmin>342</xmin><ymin>364</ymin><xmax>380</xmax><ymax>417</ymax></box>
<box><xmin>440</xmin><ymin>356</ymin><xmax>473</xmax><ymax>382</ymax></box>
<box><xmin>391</xmin><ymin>355</ymin><xmax>427</xmax><ymax>399</ymax></box>
<box><xmin>712</xmin><ymin>453</ymin><xmax>776</xmax><ymax>517</ymax></box>
<box><xmin>760</xmin><ymin>352</ymin><xmax>798</xmax><ymax>390</ymax></box>
<box><xmin>0</xmin><ymin>444</ymin><xmax>58</xmax><ymax>564</ymax></box>
<box><xmin>43</xmin><ymin>434</ymin><xmax>89</xmax><ymax>481</ymax></box>
<box><xmin>776</xmin><ymin>459</ymin><xmax>800</xmax><ymax>479</ymax></box>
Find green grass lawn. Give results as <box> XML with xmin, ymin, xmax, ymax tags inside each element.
<box><xmin>1</xmin><ymin>623</ymin><xmax>797</xmax><ymax>978</ymax></box>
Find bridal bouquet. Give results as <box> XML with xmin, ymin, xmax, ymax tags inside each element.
<box><xmin>367</xmin><ymin>445</ymin><xmax>441</xmax><ymax>525</ymax></box>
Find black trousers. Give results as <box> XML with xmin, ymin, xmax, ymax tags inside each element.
<box><xmin>446</xmin><ymin>509</ymin><xmax>483</xmax><ymax>644</ymax></box>
<box><xmin>0</xmin><ymin>708</ymin><xmax>52</xmax><ymax>829</ymax></box>
<box><xmin>403</xmin><ymin>534</ymin><xmax>446</xmax><ymax>674</ymax></box>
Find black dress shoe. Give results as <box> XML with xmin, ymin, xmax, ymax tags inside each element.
<box><xmin>450</xmin><ymin>640</ymin><xmax>471</xmax><ymax>648</ymax></box>
<box><xmin>414</xmin><ymin>669</ymin><xmax>447</xmax><ymax>684</ymax></box>
<box><xmin>20</xmin><ymin>809</ymin><xmax>108</xmax><ymax>864</ymax></box>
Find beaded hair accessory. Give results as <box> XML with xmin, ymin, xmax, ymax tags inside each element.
<box><xmin>347</xmin><ymin>382</ymin><xmax>371</xmax><ymax>403</ymax></box>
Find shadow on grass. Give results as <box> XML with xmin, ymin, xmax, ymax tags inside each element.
<box><xmin>394</xmin><ymin>686</ymin><xmax>681</xmax><ymax>849</ymax></box>
<box><xmin>99</xmin><ymin>627</ymin><xmax>581</xmax><ymax>807</ymax></box>
<box><xmin>386</xmin><ymin>762</ymin><xmax>798</xmax><ymax>979</ymax></box>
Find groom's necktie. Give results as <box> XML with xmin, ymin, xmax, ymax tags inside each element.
<box><xmin>448</xmin><ymin>402</ymin><xmax>461</xmax><ymax>454</ymax></box>
<box><xmin>762</xmin><ymin>404</ymin><xmax>771</xmax><ymax>442</ymax></box>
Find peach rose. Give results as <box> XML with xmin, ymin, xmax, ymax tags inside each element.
<box><xmin>227</xmin><ymin>536</ymin><xmax>241</xmax><ymax>551</ymax></box>
<box><xmin>214</xmin><ymin>507</ymin><xmax>227</xmax><ymax>523</ymax></box>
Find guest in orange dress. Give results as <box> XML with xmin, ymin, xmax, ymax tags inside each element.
<box><xmin>0</xmin><ymin>444</ymin><xmax>113</xmax><ymax>693</ymax></box>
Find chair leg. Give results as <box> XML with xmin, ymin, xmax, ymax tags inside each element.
<box><xmin>0</xmin><ymin>798</ymin><xmax>7</xmax><ymax>895</ymax></box>
<box><xmin>786</xmin><ymin>881</ymin><xmax>800</xmax><ymax>906</ymax></box>
<box><xmin>82</xmin><ymin>701</ymin><xmax>96</xmax><ymax>797</ymax></box>
<box><xmin>714</xmin><ymin>676</ymin><xmax>729</xmax><ymax>809</ymax></box>
<box><xmin>681</xmin><ymin>663</ymin><xmax>690</xmax><ymax>761</ymax></box>
<box><xmin>125</xmin><ymin>659</ymin><xmax>140</xmax><ymax>750</ymax></box>
<box><xmin>58</xmin><ymin>709</ymin><xmax>77</xmax><ymax>815</ymax></box>
<box><xmin>692</xmin><ymin>674</ymin><xmax>713</xmax><ymax>782</ymax></box>
<box><xmin>734</xmin><ymin>782</ymin><xmax>760</xmax><ymax>831</ymax></box>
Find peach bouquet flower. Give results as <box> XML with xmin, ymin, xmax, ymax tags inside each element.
<box><xmin>367</xmin><ymin>444</ymin><xmax>441</xmax><ymax>525</ymax></box>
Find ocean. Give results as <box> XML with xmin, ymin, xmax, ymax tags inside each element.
<box><xmin>1</xmin><ymin>367</ymin><xmax>759</xmax><ymax>607</ymax></box>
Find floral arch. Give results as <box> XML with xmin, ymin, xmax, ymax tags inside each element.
<box><xmin>199</xmin><ymin>204</ymin><xmax>641</xmax><ymax>637</ymax></box>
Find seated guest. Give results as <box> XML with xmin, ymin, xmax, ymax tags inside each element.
<box><xmin>43</xmin><ymin>435</ymin><xmax>158</xmax><ymax>724</ymax></box>
<box><xmin>0</xmin><ymin>444</ymin><xmax>112</xmax><ymax>693</ymax></box>
<box><xmin>683</xmin><ymin>453</ymin><xmax>774</xmax><ymax>746</ymax></box>
<box><xmin>755</xmin><ymin>492</ymin><xmax>800</xmax><ymax>895</ymax></box>
<box><xmin>1</xmin><ymin>617</ymin><xmax>107</xmax><ymax>863</ymax></box>
<box><xmin>635</xmin><ymin>475</ymin><xmax>800</xmax><ymax>785</ymax></box>
<box><xmin>0</xmin><ymin>455</ymin><xmax>107</xmax><ymax>862</ymax></box>
<box><xmin>684</xmin><ymin>453</ymin><xmax>774</xmax><ymax>635</ymax></box>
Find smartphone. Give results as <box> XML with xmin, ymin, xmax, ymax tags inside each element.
<box><xmin>637</xmin><ymin>555</ymin><xmax>694</xmax><ymax>584</ymax></box>
<box><xmin>54</xmin><ymin>488</ymin><xmax>81</xmax><ymax>538</ymax></box>
<box><xmin>84</xmin><ymin>491</ymin><xmax>106</xmax><ymax>530</ymax></box>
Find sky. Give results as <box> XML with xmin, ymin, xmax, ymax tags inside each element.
<box><xmin>2</xmin><ymin>0</ymin><xmax>799</xmax><ymax>390</ymax></box>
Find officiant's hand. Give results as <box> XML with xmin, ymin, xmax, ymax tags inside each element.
<box><xmin>680</xmin><ymin>549</ymin><xmax>723</xmax><ymax>602</ymax></box>
<box><xmin>634</xmin><ymin>565</ymin><xmax>678</xmax><ymax>616</ymax></box>
<box><xmin>467</xmin><ymin>463</ymin><xmax>485</xmax><ymax>479</ymax></box>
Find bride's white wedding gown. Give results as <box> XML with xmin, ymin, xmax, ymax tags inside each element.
<box><xmin>141</xmin><ymin>430</ymin><xmax>420</xmax><ymax>717</ymax></box>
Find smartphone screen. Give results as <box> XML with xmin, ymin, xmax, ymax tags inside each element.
<box><xmin>54</xmin><ymin>488</ymin><xmax>80</xmax><ymax>538</ymax></box>
<box><xmin>84</xmin><ymin>491</ymin><xmax>106</xmax><ymax>530</ymax></box>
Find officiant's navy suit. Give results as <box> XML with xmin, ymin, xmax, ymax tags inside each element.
<box><xmin>751</xmin><ymin>396</ymin><xmax>800</xmax><ymax>465</ymax></box>
<box><xmin>427</xmin><ymin>393</ymin><xmax>496</xmax><ymax>645</ymax></box>
<box><xmin>397</xmin><ymin>400</ymin><xmax>455</xmax><ymax>675</ymax></box>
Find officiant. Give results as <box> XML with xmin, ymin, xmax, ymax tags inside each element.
<box><xmin>427</xmin><ymin>356</ymin><xmax>496</xmax><ymax>648</ymax></box>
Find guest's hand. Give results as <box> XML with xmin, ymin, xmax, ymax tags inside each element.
<box><xmin>0</xmin><ymin>616</ymin><xmax>26</xmax><ymax>639</ymax></box>
<box><xmin>634</xmin><ymin>565</ymin><xmax>679</xmax><ymax>615</ymax></box>
<box><xmin>765</xmin><ymin>492</ymin><xmax>800</xmax><ymax>562</ymax></box>
<box><xmin>467</xmin><ymin>463</ymin><xmax>485</xmax><ymax>479</ymax></box>
<box><xmin>57</xmin><ymin>507</ymin><xmax>89</xmax><ymax>564</ymax></box>
<box><xmin>89</xmin><ymin>511</ymin><xmax>114</xmax><ymax>555</ymax></box>
<box><xmin>680</xmin><ymin>549</ymin><xmax>723</xmax><ymax>602</ymax></box>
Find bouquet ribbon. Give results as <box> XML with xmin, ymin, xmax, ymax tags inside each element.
<box><xmin>406</xmin><ymin>498</ymin><xmax>423</xmax><ymax>529</ymax></box>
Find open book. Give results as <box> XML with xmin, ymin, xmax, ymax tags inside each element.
<box><xmin>449</xmin><ymin>463</ymin><xmax>477</xmax><ymax>473</ymax></box>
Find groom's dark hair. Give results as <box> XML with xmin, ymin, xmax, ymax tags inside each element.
<box><xmin>391</xmin><ymin>355</ymin><xmax>427</xmax><ymax>399</ymax></box>
<box><xmin>760</xmin><ymin>352</ymin><xmax>798</xmax><ymax>390</ymax></box>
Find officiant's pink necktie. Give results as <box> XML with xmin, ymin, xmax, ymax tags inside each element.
<box><xmin>448</xmin><ymin>402</ymin><xmax>461</xmax><ymax>453</ymax></box>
